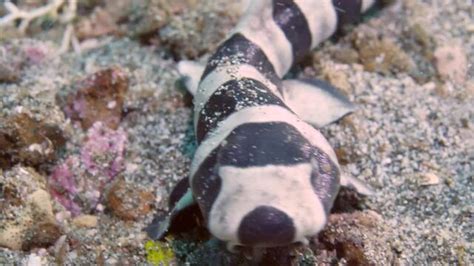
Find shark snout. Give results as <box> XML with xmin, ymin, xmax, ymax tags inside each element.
<box><xmin>237</xmin><ymin>205</ymin><xmax>296</xmax><ymax>247</ymax></box>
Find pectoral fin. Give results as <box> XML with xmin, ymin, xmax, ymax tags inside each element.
<box><xmin>177</xmin><ymin>60</ymin><xmax>206</xmax><ymax>96</ymax></box>
<box><xmin>145</xmin><ymin>187</ymin><xmax>198</xmax><ymax>240</ymax></box>
<box><xmin>281</xmin><ymin>78</ymin><xmax>356</xmax><ymax>128</ymax></box>
<box><xmin>340</xmin><ymin>173</ymin><xmax>375</xmax><ymax>196</ymax></box>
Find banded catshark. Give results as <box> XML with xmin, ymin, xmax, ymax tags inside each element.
<box><xmin>147</xmin><ymin>0</ymin><xmax>379</xmax><ymax>251</ymax></box>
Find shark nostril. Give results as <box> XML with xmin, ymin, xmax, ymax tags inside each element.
<box><xmin>238</xmin><ymin>205</ymin><xmax>295</xmax><ymax>247</ymax></box>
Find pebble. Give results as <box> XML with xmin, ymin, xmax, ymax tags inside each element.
<box><xmin>419</xmin><ymin>172</ymin><xmax>441</xmax><ymax>186</ymax></box>
<box><xmin>28</xmin><ymin>189</ymin><xmax>56</xmax><ymax>223</ymax></box>
<box><xmin>330</xmin><ymin>46</ymin><xmax>360</xmax><ymax>65</ymax></box>
<box><xmin>75</xmin><ymin>7</ymin><xmax>119</xmax><ymax>40</ymax></box>
<box><xmin>434</xmin><ymin>44</ymin><xmax>468</xmax><ymax>84</ymax></box>
<box><xmin>0</xmin><ymin>62</ymin><xmax>20</xmax><ymax>83</ymax></box>
<box><xmin>26</xmin><ymin>254</ymin><xmax>43</xmax><ymax>266</ymax></box>
<box><xmin>21</xmin><ymin>221</ymin><xmax>63</xmax><ymax>251</ymax></box>
<box><xmin>105</xmin><ymin>177</ymin><xmax>155</xmax><ymax>221</ymax></box>
<box><xmin>466</xmin><ymin>23</ymin><xmax>474</xmax><ymax>33</ymax></box>
<box><xmin>0</xmin><ymin>167</ymin><xmax>62</xmax><ymax>251</ymax></box>
<box><xmin>0</xmin><ymin>112</ymin><xmax>66</xmax><ymax>169</ymax></box>
<box><xmin>72</xmin><ymin>215</ymin><xmax>98</xmax><ymax>228</ymax></box>
<box><xmin>0</xmin><ymin>226</ymin><xmax>24</xmax><ymax>250</ymax></box>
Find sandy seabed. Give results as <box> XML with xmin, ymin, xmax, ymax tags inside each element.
<box><xmin>0</xmin><ymin>0</ymin><xmax>472</xmax><ymax>265</ymax></box>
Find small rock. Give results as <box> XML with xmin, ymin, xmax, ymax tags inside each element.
<box><xmin>106</xmin><ymin>177</ymin><xmax>155</xmax><ymax>221</ymax></box>
<box><xmin>62</xmin><ymin>68</ymin><xmax>129</xmax><ymax>130</ymax></box>
<box><xmin>408</xmin><ymin>24</ymin><xmax>433</xmax><ymax>50</ymax></box>
<box><xmin>334</xmin><ymin>146</ymin><xmax>355</xmax><ymax>165</ymax></box>
<box><xmin>330</xmin><ymin>47</ymin><xmax>360</xmax><ymax>65</ymax></box>
<box><xmin>0</xmin><ymin>44</ymin><xmax>24</xmax><ymax>83</ymax></box>
<box><xmin>26</xmin><ymin>254</ymin><xmax>43</xmax><ymax>266</ymax></box>
<box><xmin>0</xmin><ymin>182</ymin><xmax>22</xmax><ymax>210</ymax></box>
<box><xmin>0</xmin><ymin>112</ymin><xmax>66</xmax><ymax>169</ymax></box>
<box><xmin>313</xmin><ymin>211</ymin><xmax>393</xmax><ymax>264</ymax></box>
<box><xmin>0</xmin><ymin>62</ymin><xmax>20</xmax><ymax>83</ymax></box>
<box><xmin>434</xmin><ymin>44</ymin><xmax>468</xmax><ymax>84</ymax></box>
<box><xmin>466</xmin><ymin>81</ymin><xmax>474</xmax><ymax>97</ymax></box>
<box><xmin>0</xmin><ymin>200</ymin><xmax>60</xmax><ymax>251</ymax></box>
<box><xmin>419</xmin><ymin>172</ymin><xmax>441</xmax><ymax>186</ymax></box>
<box><xmin>0</xmin><ymin>225</ymin><xmax>25</xmax><ymax>250</ymax></box>
<box><xmin>0</xmin><ymin>167</ymin><xmax>63</xmax><ymax>251</ymax></box>
<box><xmin>466</xmin><ymin>23</ymin><xmax>474</xmax><ymax>33</ymax></box>
<box><xmin>365</xmin><ymin>210</ymin><xmax>384</xmax><ymax>222</ymax></box>
<box><xmin>72</xmin><ymin>215</ymin><xmax>98</xmax><ymax>228</ymax></box>
<box><xmin>76</xmin><ymin>7</ymin><xmax>119</xmax><ymax>40</ymax></box>
<box><xmin>21</xmin><ymin>221</ymin><xmax>63</xmax><ymax>251</ymax></box>
<box><xmin>28</xmin><ymin>189</ymin><xmax>56</xmax><ymax>223</ymax></box>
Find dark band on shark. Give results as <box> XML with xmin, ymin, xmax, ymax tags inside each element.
<box><xmin>218</xmin><ymin>122</ymin><xmax>313</xmax><ymax>167</ymax></box>
<box><xmin>310</xmin><ymin>146</ymin><xmax>341</xmax><ymax>213</ymax></box>
<box><xmin>196</xmin><ymin>78</ymin><xmax>287</xmax><ymax>142</ymax></box>
<box><xmin>200</xmin><ymin>33</ymin><xmax>281</xmax><ymax>87</ymax></box>
<box><xmin>273</xmin><ymin>0</ymin><xmax>312</xmax><ymax>62</ymax></box>
<box><xmin>332</xmin><ymin>0</ymin><xmax>363</xmax><ymax>31</ymax></box>
<box><xmin>193</xmin><ymin>121</ymin><xmax>314</xmax><ymax>217</ymax></box>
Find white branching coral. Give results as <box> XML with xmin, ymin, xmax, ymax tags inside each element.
<box><xmin>0</xmin><ymin>0</ymin><xmax>77</xmax><ymax>54</ymax></box>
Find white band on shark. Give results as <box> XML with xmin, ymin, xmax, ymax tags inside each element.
<box><xmin>208</xmin><ymin>163</ymin><xmax>327</xmax><ymax>245</ymax></box>
<box><xmin>190</xmin><ymin>105</ymin><xmax>339</xmax><ymax>178</ymax></box>
<box><xmin>293</xmin><ymin>0</ymin><xmax>338</xmax><ymax>48</ymax></box>
<box><xmin>194</xmin><ymin>64</ymin><xmax>282</xmax><ymax>126</ymax></box>
<box><xmin>233</xmin><ymin>0</ymin><xmax>293</xmax><ymax>77</ymax></box>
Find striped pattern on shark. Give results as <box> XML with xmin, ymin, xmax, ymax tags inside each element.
<box><xmin>147</xmin><ymin>0</ymin><xmax>379</xmax><ymax>251</ymax></box>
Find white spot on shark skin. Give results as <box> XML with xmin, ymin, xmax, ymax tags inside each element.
<box><xmin>208</xmin><ymin>163</ymin><xmax>327</xmax><ymax>246</ymax></box>
<box><xmin>190</xmin><ymin>105</ymin><xmax>339</xmax><ymax>180</ymax></box>
<box><xmin>293</xmin><ymin>0</ymin><xmax>337</xmax><ymax>48</ymax></box>
<box><xmin>233</xmin><ymin>0</ymin><xmax>293</xmax><ymax>77</ymax></box>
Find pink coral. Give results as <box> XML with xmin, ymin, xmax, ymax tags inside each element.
<box><xmin>81</xmin><ymin>122</ymin><xmax>127</xmax><ymax>179</ymax></box>
<box><xmin>24</xmin><ymin>46</ymin><xmax>47</xmax><ymax>64</ymax></box>
<box><xmin>49</xmin><ymin>157</ymin><xmax>82</xmax><ymax>215</ymax></box>
<box><xmin>49</xmin><ymin>122</ymin><xmax>127</xmax><ymax>215</ymax></box>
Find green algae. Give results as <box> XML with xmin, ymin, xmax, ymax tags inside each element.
<box><xmin>144</xmin><ymin>240</ymin><xmax>175</xmax><ymax>266</ymax></box>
